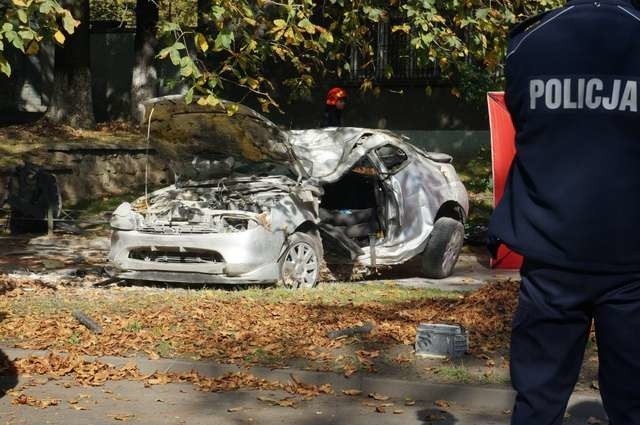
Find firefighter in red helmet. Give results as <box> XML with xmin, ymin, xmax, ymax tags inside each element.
<box><xmin>321</xmin><ymin>87</ymin><xmax>347</xmax><ymax>127</ymax></box>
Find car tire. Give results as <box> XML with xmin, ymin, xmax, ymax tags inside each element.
<box><xmin>421</xmin><ymin>217</ymin><xmax>464</xmax><ymax>279</ymax></box>
<box><xmin>279</xmin><ymin>232</ymin><xmax>322</xmax><ymax>289</ymax></box>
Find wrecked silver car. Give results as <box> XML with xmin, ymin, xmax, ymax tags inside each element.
<box><xmin>108</xmin><ymin>95</ymin><xmax>469</xmax><ymax>287</ymax></box>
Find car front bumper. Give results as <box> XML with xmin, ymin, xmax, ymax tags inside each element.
<box><xmin>109</xmin><ymin>226</ymin><xmax>285</xmax><ymax>284</ymax></box>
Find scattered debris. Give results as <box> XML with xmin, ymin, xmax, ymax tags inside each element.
<box><xmin>434</xmin><ymin>399</ymin><xmax>451</xmax><ymax>408</ymax></box>
<box><xmin>109</xmin><ymin>413</ymin><xmax>136</xmax><ymax>421</ymax></box>
<box><xmin>327</xmin><ymin>322</ymin><xmax>374</xmax><ymax>339</ymax></box>
<box><xmin>368</xmin><ymin>393</ymin><xmax>390</xmax><ymax>401</ymax></box>
<box><xmin>73</xmin><ymin>310</ymin><xmax>103</xmax><ymax>334</ymax></box>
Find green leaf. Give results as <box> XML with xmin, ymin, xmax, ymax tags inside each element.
<box><xmin>320</xmin><ymin>31</ymin><xmax>333</xmax><ymax>44</ymax></box>
<box><xmin>211</xmin><ymin>6</ymin><xmax>225</xmax><ymax>20</ymax></box>
<box><xmin>180</xmin><ymin>56</ymin><xmax>193</xmax><ymax>77</ymax></box>
<box><xmin>185</xmin><ymin>87</ymin><xmax>194</xmax><ymax>104</ymax></box>
<box><xmin>363</xmin><ymin>6</ymin><xmax>383</xmax><ymax>22</ymax></box>
<box><xmin>63</xmin><ymin>12</ymin><xmax>80</xmax><ymax>35</ymax></box>
<box><xmin>19</xmin><ymin>30</ymin><xmax>34</xmax><ymax>41</ymax></box>
<box><xmin>2</xmin><ymin>23</ymin><xmax>13</xmax><ymax>32</ymax></box>
<box><xmin>17</xmin><ymin>9</ymin><xmax>28</xmax><ymax>24</ymax></box>
<box><xmin>475</xmin><ymin>8</ymin><xmax>490</xmax><ymax>20</ymax></box>
<box><xmin>297</xmin><ymin>18</ymin><xmax>315</xmax><ymax>34</ymax></box>
<box><xmin>157</xmin><ymin>46</ymin><xmax>172</xmax><ymax>59</ymax></box>
<box><xmin>39</xmin><ymin>1</ymin><xmax>53</xmax><ymax>14</ymax></box>
<box><xmin>214</xmin><ymin>29</ymin><xmax>234</xmax><ymax>50</ymax></box>
<box><xmin>12</xmin><ymin>36</ymin><xmax>24</xmax><ymax>52</ymax></box>
<box><xmin>159</xmin><ymin>22</ymin><xmax>180</xmax><ymax>33</ymax></box>
<box><xmin>169</xmin><ymin>48</ymin><xmax>181</xmax><ymax>66</ymax></box>
<box><xmin>180</xmin><ymin>65</ymin><xmax>193</xmax><ymax>77</ymax></box>
<box><xmin>273</xmin><ymin>19</ymin><xmax>287</xmax><ymax>29</ymax></box>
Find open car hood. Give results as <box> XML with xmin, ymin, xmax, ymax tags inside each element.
<box><xmin>142</xmin><ymin>96</ymin><xmax>421</xmax><ymax>184</ymax></box>
<box><xmin>142</xmin><ymin>95</ymin><xmax>302</xmax><ymax>176</ymax></box>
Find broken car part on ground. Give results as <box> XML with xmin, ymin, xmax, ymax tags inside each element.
<box><xmin>108</xmin><ymin>95</ymin><xmax>469</xmax><ymax>288</ymax></box>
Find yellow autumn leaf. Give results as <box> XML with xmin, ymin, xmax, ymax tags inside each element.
<box><xmin>195</xmin><ymin>33</ymin><xmax>209</xmax><ymax>53</ymax></box>
<box><xmin>53</xmin><ymin>31</ymin><xmax>65</xmax><ymax>45</ymax></box>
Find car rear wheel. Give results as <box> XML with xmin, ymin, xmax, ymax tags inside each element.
<box><xmin>421</xmin><ymin>217</ymin><xmax>464</xmax><ymax>279</ymax></box>
<box><xmin>279</xmin><ymin>232</ymin><xmax>322</xmax><ymax>289</ymax></box>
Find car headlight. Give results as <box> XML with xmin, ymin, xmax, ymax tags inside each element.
<box><xmin>110</xmin><ymin>202</ymin><xmax>142</xmax><ymax>231</ymax></box>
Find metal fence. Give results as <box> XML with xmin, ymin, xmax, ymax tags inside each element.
<box><xmin>342</xmin><ymin>18</ymin><xmax>441</xmax><ymax>84</ymax></box>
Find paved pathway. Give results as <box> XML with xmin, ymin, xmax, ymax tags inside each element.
<box><xmin>0</xmin><ymin>349</ymin><xmax>607</xmax><ymax>425</ymax></box>
<box><xmin>0</xmin><ymin>376</ymin><xmax>607</xmax><ymax>425</ymax></box>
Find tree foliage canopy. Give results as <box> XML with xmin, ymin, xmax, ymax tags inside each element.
<box><xmin>0</xmin><ymin>0</ymin><xmax>80</xmax><ymax>77</ymax></box>
<box><xmin>1</xmin><ymin>0</ymin><xmax>566</xmax><ymax>107</ymax></box>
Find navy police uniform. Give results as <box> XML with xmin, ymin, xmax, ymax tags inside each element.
<box><xmin>488</xmin><ymin>0</ymin><xmax>640</xmax><ymax>423</ymax></box>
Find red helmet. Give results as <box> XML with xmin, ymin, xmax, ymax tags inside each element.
<box><xmin>326</xmin><ymin>87</ymin><xmax>347</xmax><ymax>106</ymax></box>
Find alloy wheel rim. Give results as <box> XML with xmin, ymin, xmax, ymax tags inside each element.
<box><xmin>281</xmin><ymin>241</ymin><xmax>319</xmax><ymax>288</ymax></box>
<box><xmin>442</xmin><ymin>230</ymin><xmax>463</xmax><ymax>273</ymax></box>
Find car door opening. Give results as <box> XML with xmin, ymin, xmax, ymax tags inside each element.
<box><xmin>319</xmin><ymin>159</ymin><xmax>385</xmax><ymax>249</ymax></box>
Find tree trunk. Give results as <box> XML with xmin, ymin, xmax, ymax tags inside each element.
<box><xmin>197</xmin><ymin>0</ymin><xmax>213</xmax><ymax>34</ymax></box>
<box><xmin>45</xmin><ymin>0</ymin><xmax>95</xmax><ymax>129</ymax></box>
<box><xmin>130</xmin><ymin>0</ymin><xmax>159</xmax><ymax>123</ymax></box>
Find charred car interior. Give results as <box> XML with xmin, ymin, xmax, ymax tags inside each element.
<box><xmin>108</xmin><ymin>95</ymin><xmax>469</xmax><ymax>288</ymax></box>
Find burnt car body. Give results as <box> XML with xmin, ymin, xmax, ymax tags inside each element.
<box><xmin>108</xmin><ymin>95</ymin><xmax>469</xmax><ymax>287</ymax></box>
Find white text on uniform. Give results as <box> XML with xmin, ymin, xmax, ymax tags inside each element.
<box><xmin>529</xmin><ymin>78</ymin><xmax>638</xmax><ymax>112</ymax></box>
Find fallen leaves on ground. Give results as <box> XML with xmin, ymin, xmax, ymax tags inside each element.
<box><xmin>0</xmin><ymin>280</ymin><xmax>519</xmax><ymax>370</ymax></box>
<box><xmin>0</xmin><ymin>275</ymin><xmax>57</xmax><ymax>297</ymax></box>
<box><xmin>10</xmin><ymin>353</ymin><xmax>333</xmax><ymax>404</ymax></box>
<box><xmin>10</xmin><ymin>391</ymin><xmax>60</xmax><ymax>408</ymax></box>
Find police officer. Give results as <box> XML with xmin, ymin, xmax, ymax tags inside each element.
<box><xmin>320</xmin><ymin>87</ymin><xmax>347</xmax><ymax>127</ymax></box>
<box><xmin>488</xmin><ymin>1</ymin><xmax>640</xmax><ymax>424</ymax></box>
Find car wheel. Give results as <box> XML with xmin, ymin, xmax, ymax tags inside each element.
<box><xmin>421</xmin><ymin>217</ymin><xmax>464</xmax><ymax>279</ymax></box>
<box><xmin>279</xmin><ymin>232</ymin><xmax>322</xmax><ymax>289</ymax></box>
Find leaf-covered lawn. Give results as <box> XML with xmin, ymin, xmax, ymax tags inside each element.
<box><xmin>0</xmin><ymin>276</ymin><xmax>518</xmax><ymax>371</ymax></box>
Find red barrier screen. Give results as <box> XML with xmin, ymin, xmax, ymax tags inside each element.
<box><xmin>487</xmin><ymin>92</ymin><xmax>523</xmax><ymax>269</ymax></box>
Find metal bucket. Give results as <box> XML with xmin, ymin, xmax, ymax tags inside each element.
<box><xmin>415</xmin><ymin>323</ymin><xmax>468</xmax><ymax>359</ymax></box>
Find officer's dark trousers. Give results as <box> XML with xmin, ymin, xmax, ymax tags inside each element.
<box><xmin>511</xmin><ymin>260</ymin><xmax>640</xmax><ymax>425</ymax></box>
